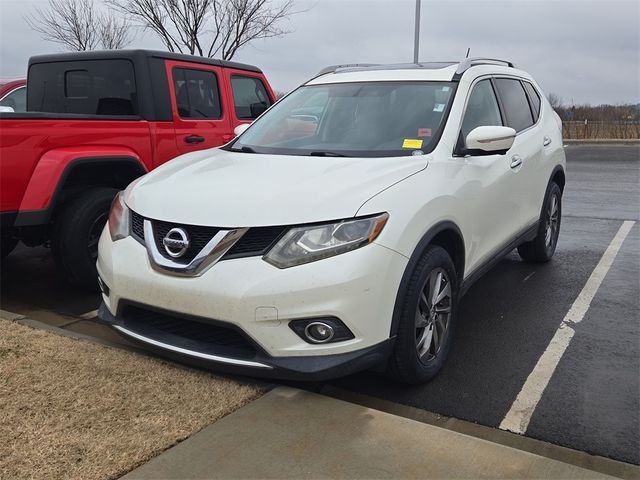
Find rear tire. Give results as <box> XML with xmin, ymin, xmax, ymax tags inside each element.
<box><xmin>518</xmin><ymin>182</ymin><xmax>562</xmax><ymax>263</ymax></box>
<box><xmin>1</xmin><ymin>234</ymin><xmax>18</xmax><ymax>260</ymax></box>
<box><xmin>52</xmin><ymin>187</ymin><xmax>118</xmax><ymax>290</ymax></box>
<box><xmin>387</xmin><ymin>245</ymin><xmax>459</xmax><ymax>384</ymax></box>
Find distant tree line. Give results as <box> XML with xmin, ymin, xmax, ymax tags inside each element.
<box><xmin>548</xmin><ymin>93</ymin><xmax>640</xmax><ymax>122</ymax></box>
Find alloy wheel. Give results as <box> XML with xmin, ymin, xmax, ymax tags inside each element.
<box><xmin>415</xmin><ymin>267</ymin><xmax>452</xmax><ymax>363</ymax></box>
<box><xmin>545</xmin><ymin>193</ymin><xmax>560</xmax><ymax>248</ymax></box>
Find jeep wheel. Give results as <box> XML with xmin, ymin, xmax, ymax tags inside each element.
<box><xmin>518</xmin><ymin>182</ymin><xmax>562</xmax><ymax>263</ymax></box>
<box><xmin>1</xmin><ymin>234</ymin><xmax>18</xmax><ymax>260</ymax></box>
<box><xmin>388</xmin><ymin>245</ymin><xmax>458</xmax><ymax>384</ymax></box>
<box><xmin>52</xmin><ymin>187</ymin><xmax>118</xmax><ymax>290</ymax></box>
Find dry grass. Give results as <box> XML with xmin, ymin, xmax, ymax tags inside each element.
<box><xmin>0</xmin><ymin>318</ymin><xmax>266</xmax><ymax>480</ymax></box>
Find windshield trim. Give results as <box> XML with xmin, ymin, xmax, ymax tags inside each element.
<box><xmin>224</xmin><ymin>80</ymin><xmax>459</xmax><ymax>158</ymax></box>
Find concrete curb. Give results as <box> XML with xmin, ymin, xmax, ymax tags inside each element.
<box><xmin>122</xmin><ymin>386</ymin><xmax>625</xmax><ymax>480</ymax></box>
<box><xmin>564</xmin><ymin>139</ymin><xmax>640</xmax><ymax>144</ymax></box>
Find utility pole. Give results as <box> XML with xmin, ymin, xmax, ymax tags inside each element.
<box><xmin>413</xmin><ymin>0</ymin><xmax>421</xmax><ymax>63</ymax></box>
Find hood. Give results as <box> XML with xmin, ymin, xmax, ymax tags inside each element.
<box><xmin>126</xmin><ymin>148</ymin><xmax>426</xmax><ymax>227</ymax></box>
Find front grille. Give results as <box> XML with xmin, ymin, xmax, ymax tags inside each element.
<box><xmin>153</xmin><ymin>219</ymin><xmax>220</xmax><ymax>263</ymax></box>
<box><xmin>121</xmin><ymin>305</ymin><xmax>258</xmax><ymax>359</ymax></box>
<box><xmin>129</xmin><ymin>210</ymin><xmax>287</xmax><ymax>261</ymax></box>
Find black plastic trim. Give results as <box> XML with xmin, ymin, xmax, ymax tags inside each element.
<box><xmin>460</xmin><ymin>221</ymin><xmax>539</xmax><ymax>297</ymax></box>
<box><xmin>389</xmin><ymin>221</ymin><xmax>465</xmax><ymax>337</ymax></box>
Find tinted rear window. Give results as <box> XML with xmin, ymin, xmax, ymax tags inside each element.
<box><xmin>494</xmin><ymin>78</ymin><xmax>534</xmax><ymax>132</ymax></box>
<box><xmin>28</xmin><ymin>59</ymin><xmax>137</xmax><ymax>115</ymax></box>
<box><xmin>172</xmin><ymin>68</ymin><xmax>222</xmax><ymax>119</ymax></box>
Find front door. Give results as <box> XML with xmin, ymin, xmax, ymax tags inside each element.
<box><xmin>166</xmin><ymin>60</ymin><xmax>233</xmax><ymax>154</ymax></box>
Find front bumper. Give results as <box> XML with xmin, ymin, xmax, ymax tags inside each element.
<box><xmin>97</xmin><ymin>229</ymin><xmax>408</xmax><ymax>379</ymax></box>
<box><xmin>97</xmin><ymin>301</ymin><xmax>395</xmax><ymax>381</ymax></box>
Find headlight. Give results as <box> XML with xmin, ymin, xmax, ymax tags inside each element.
<box><xmin>264</xmin><ymin>213</ymin><xmax>388</xmax><ymax>268</ymax></box>
<box><xmin>108</xmin><ymin>191</ymin><xmax>130</xmax><ymax>242</ymax></box>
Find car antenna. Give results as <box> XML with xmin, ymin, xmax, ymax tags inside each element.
<box><xmin>465</xmin><ymin>48</ymin><xmax>471</xmax><ymax>58</ymax></box>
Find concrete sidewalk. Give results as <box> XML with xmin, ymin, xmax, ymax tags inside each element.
<box><xmin>123</xmin><ymin>387</ymin><xmax>617</xmax><ymax>479</ymax></box>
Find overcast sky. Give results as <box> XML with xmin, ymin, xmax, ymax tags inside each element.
<box><xmin>1</xmin><ymin>0</ymin><xmax>638</xmax><ymax>105</ymax></box>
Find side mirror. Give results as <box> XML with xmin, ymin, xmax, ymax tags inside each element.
<box><xmin>249</xmin><ymin>102</ymin><xmax>269</xmax><ymax>118</ymax></box>
<box><xmin>0</xmin><ymin>106</ymin><xmax>15</xmax><ymax>113</ymax></box>
<box><xmin>465</xmin><ymin>126</ymin><xmax>516</xmax><ymax>155</ymax></box>
<box><xmin>234</xmin><ymin>123</ymin><xmax>251</xmax><ymax>137</ymax></box>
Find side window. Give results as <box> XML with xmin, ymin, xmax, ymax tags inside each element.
<box><xmin>172</xmin><ymin>68</ymin><xmax>222</xmax><ymax>119</ymax></box>
<box><xmin>231</xmin><ymin>75</ymin><xmax>272</xmax><ymax>120</ymax></box>
<box><xmin>523</xmin><ymin>81</ymin><xmax>541</xmax><ymax>120</ymax></box>
<box><xmin>0</xmin><ymin>87</ymin><xmax>26</xmax><ymax>112</ymax></box>
<box><xmin>461</xmin><ymin>79</ymin><xmax>502</xmax><ymax>139</ymax></box>
<box><xmin>494</xmin><ymin>78</ymin><xmax>534</xmax><ymax>132</ymax></box>
<box><xmin>28</xmin><ymin>59</ymin><xmax>137</xmax><ymax>115</ymax></box>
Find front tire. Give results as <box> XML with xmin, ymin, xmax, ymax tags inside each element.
<box><xmin>1</xmin><ymin>234</ymin><xmax>18</xmax><ymax>260</ymax></box>
<box><xmin>387</xmin><ymin>245</ymin><xmax>459</xmax><ymax>384</ymax></box>
<box><xmin>518</xmin><ymin>182</ymin><xmax>562</xmax><ymax>263</ymax></box>
<box><xmin>52</xmin><ymin>187</ymin><xmax>117</xmax><ymax>290</ymax></box>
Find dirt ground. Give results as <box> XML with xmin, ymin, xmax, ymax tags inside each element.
<box><xmin>0</xmin><ymin>318</ymin><xmax>266</xmax><ymax>480</ymax></box>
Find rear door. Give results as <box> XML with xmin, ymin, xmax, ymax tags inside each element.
<box><xmin>221</xmin><ymin>68</ymin><xmax>275</xmax><ymax>130</ymax></box>
<box><xmin>165</xmin><ymin>60</ymin><xmax>233</xmax><ymax>154</ymax></box>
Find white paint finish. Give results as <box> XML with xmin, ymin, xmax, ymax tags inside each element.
<box><xmin>500</xmin><ymin>220</ymin><xmax>635</xmax><ymax>434</ymax></box>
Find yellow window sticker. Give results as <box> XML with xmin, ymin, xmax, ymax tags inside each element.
<box><xmin>402</xmin><ymin>139</ymin><xmax>423</xmax><ymax>149</ymax></box>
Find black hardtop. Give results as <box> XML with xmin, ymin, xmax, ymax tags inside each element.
<box><xmin>28</xmin><ymin>49</ymin><xmax>262</xmax><ymax>74</ymax></box>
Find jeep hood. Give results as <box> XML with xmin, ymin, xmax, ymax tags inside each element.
<box><xmin>126</xmin><ymin>148</ymin><xmax>427</xmax><ymax>227</ymax></box>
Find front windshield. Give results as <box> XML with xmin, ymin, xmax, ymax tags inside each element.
<box><xmin>229</xmin><ymin>81</ymin><xmax>456</xmax><ymax>157</ymax></box>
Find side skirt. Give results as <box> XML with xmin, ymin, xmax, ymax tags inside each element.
<box><xmin>460</xmin><ymin>221</ymin><xmax>539</xmax><ymax>297</ymax></box>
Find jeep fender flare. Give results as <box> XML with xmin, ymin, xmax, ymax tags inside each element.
<box><xmin>15</xmin><ymin>147</ymin><xmax>146</xmax><ymax>226</ymax></box>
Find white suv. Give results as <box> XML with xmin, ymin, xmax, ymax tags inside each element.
<box><xmin>97</xmin><ymin>58</ymin><xmax>566</xmax><ymax>384</ymax></box>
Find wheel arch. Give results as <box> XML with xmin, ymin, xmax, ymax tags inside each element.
<box><xmin>551</xmin><ymin>164</ymin><xmax>566</xmax><ymax>193</ymax></box>
<box><xmin>389</xmin><ymin>221</ymin><xmax>465</xmax><ymax>337</ymax></box>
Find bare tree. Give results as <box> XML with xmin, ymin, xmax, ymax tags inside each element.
<box><xmin>106</xmin><ymin>0</ymin><xmax>295</xmax><ymax>60</ymax></box>
<box><xmin>547</xmin><ymin>93</ymin><xmax>563</xmax><ymax>110</ymax></box>
<box><xmin>26</xmin><ymin>0</ymin><xmax>132</xmax><ymax>51</ymax></box>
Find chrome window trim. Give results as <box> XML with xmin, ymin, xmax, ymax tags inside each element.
<box><xmin>113</xmin><ymin>325</ymin><xmax>272</xmax><ymax>369</ymax></box>
<box><xmin>143</xmin><ymin>219</ymin><xmax>248</xmax><ymax>277</ymax></box>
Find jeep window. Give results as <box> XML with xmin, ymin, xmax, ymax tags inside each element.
<box><xmin>523</xmin><ymin>81</ymin><xmax>541</xmax><ymax>120</ymax></box>
<box><xmin>230</xmin><ymin>81</ymin><xmax>456</xmax><ymax>157</ymax></box>
<box><xmin>494</xmin><ymin>78</ymin><xmax>535</xmax><ymax>132</ymax></box>
<box><xmin>173</xmin><ymin>68</ymin><xmax>222</xmax><ymax>119</ymax></box>
<box><xmin>231</xmin><ymin>75</ymin><xmax>272</xmax><ymax>120</ymax></box>
<box><xmin>461</xmin><ymin>80</ymin><xmax>503</xmax><ymax>139</ymax></box>
<box><xmin>28</xmin><ymin>59</ymin><xmax>137</xmax><ymax>115</ymax></box>
<box><xmin>0</xmin><ymin>86</ymin><xmax>26</xmax><ymax>112</ymax></box>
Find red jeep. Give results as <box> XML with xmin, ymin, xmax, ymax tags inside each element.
<box><xmin>0</xmin><ymin>50</ymin><xmax>275</xmax><ymax>287</ymax></box>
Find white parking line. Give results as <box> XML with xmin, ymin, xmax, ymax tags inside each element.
<box><xmin>78</xmin><ymin>309</ymin><xmax>99</xmax><ymax>320</ymax></box>
<box><xmin>499</xmin><ymin>220</ymin><xmax>635</xmax><ymax>435</ymax></box>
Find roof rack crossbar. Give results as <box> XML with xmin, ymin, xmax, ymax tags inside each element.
<box><xmin>455</xmin><ymin>57</ymin><xmax>516</xmax><ymax>75</ymax></box>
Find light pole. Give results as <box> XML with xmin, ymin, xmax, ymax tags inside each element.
<box><xmin>413</xmin><ymin>0</ymin><xmax>421</xmax><ymax>63</ymax></box>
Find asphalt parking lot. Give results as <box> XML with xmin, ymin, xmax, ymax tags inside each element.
<box><xmin>1</xmin><ymin>144</ymin><xmax>638</xmax><ymax>465</ymax></box>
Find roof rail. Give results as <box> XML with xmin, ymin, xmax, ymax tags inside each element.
<box><xmin>454</xmin><ymin>57</ymin><xmax>516</xmax><ymax>77</ymax></box>
<box><xmin>316</xmin><ymin>63</ymin><xmax>380</xmax><ymax>76</ymax></box>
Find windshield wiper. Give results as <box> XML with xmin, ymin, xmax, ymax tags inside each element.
<box><xmin>230</xmin><ymin>145</ymin><xmax>257</xmax><ymax>153</ymax></box>
<box><xmin>309</xmin><ymin>151</ymin><xmax>347</xmax><ymax>157</ymax></box>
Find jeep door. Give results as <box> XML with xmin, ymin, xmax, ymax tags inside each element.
<box><xmin>166</xmin><ymin>60</ymin><xmax>233</xmax><ymax>154</ymax></box>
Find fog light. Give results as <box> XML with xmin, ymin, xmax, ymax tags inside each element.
<box><xmin>304</xmin><ymin>322</ymin><xmax>334</xmax><ymax>343</ymax></box>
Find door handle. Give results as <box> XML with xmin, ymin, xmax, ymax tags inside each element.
<box><xmin>510</xmin><ymin>155</ymin><xmax>522</xmax><ymax>169</ymax></box>
<box><xmin>184</xmin><ymin>135</ymin><xmax>205</xmax><ymax>144</ymax></box>
<box><xmin>543</xmin><ymin>136</ymin><xmax>552</xmax><ymax>147</ymax></box>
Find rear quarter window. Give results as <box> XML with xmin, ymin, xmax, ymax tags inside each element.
<box><xmin>523</xmin><ymin>81</ymin><xmax>541</xmax><ymax>120</ymax></box>
<box><xmin>27</xmin><ymin>59</ymin><xmax>137</xmax><ymax>116</ymax></box>
<box><xmin>494</xmin><ymin>78</ymin><xmax>534</xmax><ymax>132</ymax></box>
